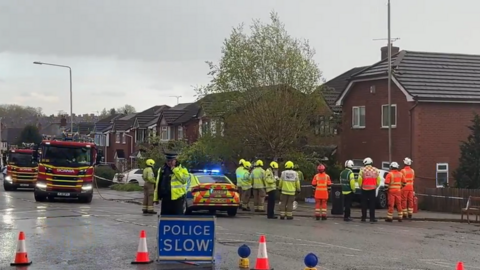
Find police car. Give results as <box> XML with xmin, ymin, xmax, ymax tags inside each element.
<box><xmin>350</xmin><ymin>160</ymin><xmax>388</xmax><ymax>209</ymax></box>
<box><xmin>185</xmin><ymin>169</ymin><xmax>240</xmax><ymax>217</ymax></box>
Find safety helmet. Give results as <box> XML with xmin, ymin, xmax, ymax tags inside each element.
<box><xmin>390</xmin><ymin>162</ymin><xmax>400</xmax><ymax>169</ymax></box>
<box><xmin>244</xmin><ymin>161</ymin><xmax>252</xmax><ymax>169</ymax></box>
<box><xmin>403</xmin><ymin>157</ymin><xmax>412</xmax><ymax>166</ymax></box>
<box><xmin>239</xmin><ymin>158</ymin><xmax>246</xmax><ymax>166</ymax></box>
<box><xmin>284</xmin><ymin>161</ymin><xmax>294</xmax><ymax>169</ymax></box>
<box><xmin>317</xmin><ymin>164</ymin><xmax>326</xmax><ymax>173</ymax></box>
<box><xmin>363</xmin><ymin>157</ymin><xmax>373</xmax><ymax>166</ymax></box>
<box><xmin>293</xmin><ymin>164</ymin><xmax>300</xmax><ymax>170</ymax></box>
<box><xmin>345</xmin><ymin>160</ymin><xmax>354</xmax><ymax>168</ymax></box>
<box><xmin>270</xmin><ymin>161</ymin><xmax>279</xmax><ymax>169</ymax></box>
<box><xmin>255</xmin><ymin>160</ymin><xmax>264</xmax><ymax>167</ymax></box>
<box><xmin>145</xmin><ymin>159</ymin><xmax>155</xmax><ymax>167</ymax></box>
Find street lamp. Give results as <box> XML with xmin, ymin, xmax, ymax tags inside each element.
<box><xmin>33</xmin><ymin>61</ymin><xmax>73</xmax><ymax>133</ymax></box>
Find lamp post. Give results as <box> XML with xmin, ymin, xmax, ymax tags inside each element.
<box><xmin>387</xmin><ymin>0</ymin><xmax>392</xmax><ymax>163</ymax></box>
<box><xmin>33</xmin><ymin>61</ymin><xmax>73</xmax><ymax>133</ymax></box>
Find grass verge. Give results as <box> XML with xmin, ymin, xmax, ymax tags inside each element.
<box><xmin>110</xmin><ymin>183</ymin><xmax>143</xmax><ymax>192</ymax></box>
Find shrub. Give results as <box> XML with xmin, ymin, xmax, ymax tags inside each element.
<box><xmin>110</xmin><ymin>183</ymin><xmax>143</xmax><ymax>192</ymax></box>
<box><xmin>94</xmin><ymin>166</ymin><xmax>116</xmax><ymax>188</ymax></box>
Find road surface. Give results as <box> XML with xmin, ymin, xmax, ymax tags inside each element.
<box><xmin>1</xmin><ymin>189</ymin><xmax>479</xmax><ymax>270</ymax></box>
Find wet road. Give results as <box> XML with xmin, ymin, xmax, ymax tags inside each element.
<box><xmin>1</xmin><ymin>189</ymin><xmax>480</xmax><ymax>270</ymax></box>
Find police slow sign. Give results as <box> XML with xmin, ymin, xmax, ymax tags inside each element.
<box><xmin>158</xmin><ymin>216</ymin><xmax>216</xmax><ymax>262</ymax></box>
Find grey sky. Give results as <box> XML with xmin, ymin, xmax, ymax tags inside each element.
<box><xmin>1</xmin><ymin>0</ymin><xmax>479</xmax><ymax>115</ymax></box>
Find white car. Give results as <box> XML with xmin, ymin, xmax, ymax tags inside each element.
<box><xmin>112</xmin><ymin>168</ymin><xmax>144</xmax><ymax>186</ymax></box>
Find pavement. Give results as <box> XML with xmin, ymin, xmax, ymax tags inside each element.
<box><xmin>1</xmin><ymin>188</ymin><xmax>480</xmax><ymax>270</ymax></box>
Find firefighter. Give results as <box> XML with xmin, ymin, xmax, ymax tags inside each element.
<box><xmin>250</xmin><ymin>160</ymin><xmax>267</xmax><ymax>212</ymax></box>
<box><xmin>153</xmin><ymin>153</ymin><xmax>188</xmax><ymax>215</ymax></box>
<box><xmin>312</xmin><ymin>164</ymin><xmax>332</xmax><ymax>220</ymax></box>
<box><xmin>142</xmin><ymin>159</ymin><xmax>157</xmax><ymax>214</ymax></box>
<box><xmin>265</xmin><ymin>161</ymin><xmax>279</xmax><ymax>219</ymax></box>
<box><xmin>236</xmin><ymin>159</ymin><xmax>246</xmax><ymax>209</ymax></box>
<box><xmin>357</xmin><ymin>157</ymin><xmax>381</xmax><ymax>222</ymax></box>
<box><xmin>278</xmin><ymin>161</ymin><xmax>301</xmax><ymax>220</ymax></box>
<box><xmin>241</xmin><ymin>161</ymin><xmax>253</xmax><ymax>211</ymax></box>
<box><xmin>401</xmin><ymin>157</ymin><xmax>415</xmax><ymax>219</ymax></box>
<box><xmin>294</xmin><ymin>164</ymin><xmax>305</xmax><ymax>182</ymax></box>
<box><xmin>340</xmin><ymin>160</ymin><xmax>356</xmax><ymax>221</ymax></box>
<box><xmin>385</xmin><ymin>162</ymin><xmax>406</xmax><ymax>222</ymax></box>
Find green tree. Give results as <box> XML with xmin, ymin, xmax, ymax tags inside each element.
<box><xmin>136</xmin><ymin>137</ymin><xmax>188</xmax><ymax>169</ymax></box>
<box><xmin>117</xmin><ymin>104</ymin><xmax>136</xmax><ymax>114</ymax></box>
<box><xmin>17</xmin><ymin>125</ymin><xmax>43</xmax><ymax>145</ymax></box>
<box><xmin>99</xmin><ymin>108</ymin><xmax>109</xmax><ymax>117</ymax></box>
<box><xmin>454</xmin><ymin>113</ymin><xmax>480</xmax><ymax>189</ymax></box>
<box><xmin>196</xmin><ymin>11</ymin><xmax>324</xmax><ymax>158</ymax></box>
<box><xmin>109</xmin><ymin>108</ymin><xmax>116</xmax><ymax>115</ymax></box>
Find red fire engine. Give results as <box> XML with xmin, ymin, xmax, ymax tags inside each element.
<box><xmin>33</xmin><ymin>132</ymin><xmax>100</xmax><ymax>203</ymax></box>
<box><xmin>3</xmin><ymin>147</ymin><xmax>37</xmax><ymax>191</ymax></box>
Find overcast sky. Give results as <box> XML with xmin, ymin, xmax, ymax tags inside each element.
<box><xmin>1</xmin><ymin>0</ymin><xmax>479</xmax><ymax>115</ymax></box>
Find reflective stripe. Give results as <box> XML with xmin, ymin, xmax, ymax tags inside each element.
<box><xmin>361</xmin><ymin>166</ymin><xmax>379</xmax><ymax>190</ymax></box>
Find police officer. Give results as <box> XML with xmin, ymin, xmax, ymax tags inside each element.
<box><xmin>250</xmin><ymin>160</ymin><xmax>266</xmax><ymax>212</ymax></box>
<box><xmin>153</xmin><ymin>153</ymin><xmax>188</xmax><ymax>215</ymax></box>
<box><xmin>357</xmin><ymin>157</ymin><xmax>381</xmax><ymax>222</ymax></box>
<box><xmin>340</xmin><ymin>160</ymin><xmax>356</xmax><ymax>221</ymax></box>
<box><xmin>265</xmin><ymin>161</ymin><xmax>279</xmax><ymax>219</ymax></box>
<box><xmin>142</xmin><ymin>159</ymin><xmax>157</xmax><ymax>215</ymax></box>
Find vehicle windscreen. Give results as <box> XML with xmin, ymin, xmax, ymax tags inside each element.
<box><xmin>41</xmin><ymin>145</ymin><xmax>92</xmax><ymax>167</ymax></box>
<box><xmin>8</xmin><ymin>152</ymin><xmax>34</xmax><ymax>167</ymax></box>
<box><xmin>195</xmin><ymin>174</ymin><xmax>232</xmax><ymax>184</ymax></box>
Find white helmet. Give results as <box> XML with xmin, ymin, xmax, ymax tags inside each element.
<box><xmin>403</xmin><ymin>157</ymin><xmax>412</xmax><ymax>166</ymax></box>
<box><xmin>390</xmin><ymin>162</ymin><xmax>400</xmax><ymax>169</ymax></box>
<box><xmin>345</xmin><ymin>160</ymin><xmax>354</xmax><ymax>168</ymax></box>
<box><xmin>363</xmin><ymin>157</ymin><xmax>373</xmax><ymax>165</ymax></box>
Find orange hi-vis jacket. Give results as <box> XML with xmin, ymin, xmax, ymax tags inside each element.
<box><xmin>311</xmin><ymin>173</ymin><xmax>332</xmax><ymax>199</ymax></box>
<box><xmin>385</xmin><ymin>170</ymin><xmax>405</xmax><ymax>191</ymax></box>
<box><xmin>401</xmin><ymin>166</ymin><xmax>415</xmax><ymax>191</ymax></box>
<box><xmin>358</xmin><ymin>165</ymin><xmax>381</xmax><ymax>190</ymax></box>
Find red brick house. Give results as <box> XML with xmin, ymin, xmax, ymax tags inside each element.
<box><xmin>335</xmin><ymin>46</ymin><xmax>480</xmax><ymax>189</ymax></box>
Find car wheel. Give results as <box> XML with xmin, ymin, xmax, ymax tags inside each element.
<box><xmin>376</xmin><ymin>190</ymin><xmax>387</xmax><ymax>209</ymax></box>
<box><xmin>227</xmin><ymin>207</ymin><xmax>237</xmax><ymax>217</ymax></box>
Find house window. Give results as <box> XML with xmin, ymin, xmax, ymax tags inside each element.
<box><xmin>352</xmin><ymin>106</ymin><xmax>366</xmax><ymax>128</ymax></box>
<box><xmin>115</xmin><ymin>132</ymin><xmax>120</xmax><ymax>143</ymax></box>
<box><xmin>381</xmin><ymin>104</ymin><xmax>397</xmax><ymax>128</ymax></box>
<box><xmin>436</xmin><ymin>163</ymin><xmax>449</xmax><ymax>188</ymax></box>
<box><xmin>160</xmin><ymin>126</ymin><xmax>169</xmax><ymax>141</ymax></box>
<box><xmin>381</xmin><ymin>162</ymin><xmax>390</xmax><ymax>170</ymax></box>
<box><xmin>122</xmin><ymin>132</ymin><xmax>126</xmax><ymax>144</ymax></box>
<box><xmin>178</xmin><ymin>126</ymin><xmax>183</xmax><ymax>140</ymax></box>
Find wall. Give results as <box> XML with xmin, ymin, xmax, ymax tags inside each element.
<box><xmin>184</xmin><ymin>120</ymin><xmax>200</xmax><ymax>143</ymax></box>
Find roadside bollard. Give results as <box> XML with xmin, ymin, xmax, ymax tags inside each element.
<box><xmin>304</xmin><ymin>253</ymin><xmax>319</xmax><ymax>270</ymax></box>
<box><xmin>238</xmin><ymin>244</ymin><xmax>251</xmax><ymax>269</ymax></box>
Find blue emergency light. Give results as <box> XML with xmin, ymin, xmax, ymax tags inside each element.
<box><xmin>203</xmin><ymin>169</ymin><xmax>220</xmax><ymax>174</ymax></box>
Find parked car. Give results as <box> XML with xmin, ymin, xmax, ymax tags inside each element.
<box><xmin>112</xmin><ymin>168</ymin><xmax>144</xmax><ymax>186</ymax></box>
<box><xmin>351</xmin><ymin>164</ymin><xmax>389</xmax><ymax>209</ymax></box>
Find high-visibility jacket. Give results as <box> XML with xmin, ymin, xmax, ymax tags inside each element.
<box><xmin>339</xmin><ymin>169</ymin><xmax>356</xmax><ymax>195</ymax></box>
<box><xmin>241</xmin><ymin>170</ymin><xmax>252</xmax><ymax>189</ymax></box>
<box><xmin>153</xmin><ymin>166</ymin><xmax>187</xmax><ymax>201</ymax></box>
<box><xmin>250</xmin><ymin>167</ymin><xmax>266</xmax><ymax>189</ymax></box>
<box><xmin>236</xmin><ymin>166</ymin><xmax>245</xmax><ymax>187</ymax></box>
<box><xmin>357</xmin><ymin>165</ymin><xmax>381</xmax><ymax>190</ymax></box>
<box><xmin>385</xmin><ymin>170</ymin><xmax>405</xmax><ymax>191</ymax></box>
<box><xmin>401</xmin><ymin>166</ymin><xmax>415</xmax><ymax>191</ymax></box>
<box><xmin>265</xmin><ymin>168</ymin><xmax>276</xmax><ymax>192</ymax></box>
<box><xmin>296</xmin><ymin>170</ymin><xmax>305</xmax><ymax>182</ymax></box>
<box><xmin>278</xmin><ymin>170</ymin><xmax>300</xmax><ymax>196</ymax></box>
<box><xmin>311</xmin><ymin>172</ymin><xmax>332</xmax><ymax>199</ymax></box>
<box><xmin>142</xmin><ymin>166</ymin><xmax>156</xmax><ymax>184</ymax></box>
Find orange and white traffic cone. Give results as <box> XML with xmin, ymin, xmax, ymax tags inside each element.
<box><xmin>456</xmin><ymin>262</ymin><xmax>464</xmax><ymax>270</ymax></box>
<box><xmin>131</xmin><ymin>230</ymin><xmax>153</xmax><ymax>264</ymax></box>
<box><xmin>253</xmin><ymin>235</ymin><xmax>272</xmax><ymax>270</ymax></box>
<box><xmin>10</xmin><ymin>231</ymin><xmax>32</xmax><ymax>266</ymax></box>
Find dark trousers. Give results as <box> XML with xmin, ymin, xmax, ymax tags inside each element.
<box><xmin>161</xmin><ymin>196</ymin><xmax>185</xmax><ymax>215</ymax></box>
<box><xmin>267</xmin><ymin>190</ymin><xmax>276</xmax><ymax>218</ymax></box>
<box><xmin>344</xmin><ymin>193</ymin><xmax>353</xmax><ymax>218</ymax></box>
<box><xmin>361</xmin><ymin>189</ymin><xmax>376</xmax><ymax>220</ymax></box>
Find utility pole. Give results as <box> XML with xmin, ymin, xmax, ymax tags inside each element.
<box><xmin>387</xmin><ymin>0</ymin><xmax>392</xmax><ymax>164</ymax></box>
<box><xmin>170</xmin><ymin>96</ymin><xmax>182</xmax><ymax>105</ymax></box>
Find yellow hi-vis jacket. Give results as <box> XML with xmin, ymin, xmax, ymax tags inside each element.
<box><xmin>142</xmin><ymin>166</ymin><xmax>156</xmax><ymax>184</ymax></box>
<box><xmin>236</xmin><ymin>166</ymin><xmax>245</xmax><ymax>187</ymax></box>
<box><xmin>265</xmin><ymin>168</ymin><xmax>276</xmax><ymax>192</ymax></box>
<box><xmin>241</xmin><ymin>170</ymin><xmax>252</xmax><ymax>189</ymax></box>
<box><xmin>278</xmin><ymin>169</ymin><xmax>301</xmax><ymax>196</ymax></box>
<box><xmin>250</xmin><ymin>167</ymin><xmax>266</xmax><ymax>189</ymax></box>
<box><xmin>153</xmin><ymin>166</ymin><xmax>188</xmax><ymax>201</ymax></box>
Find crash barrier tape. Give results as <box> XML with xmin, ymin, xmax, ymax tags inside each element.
<box><xmin>93</xmin><ymin>174</ymin><xmax>143</xmax><ymax>201</ymax></box>
<box><xmin>416</xmin><ymin>193</ymin><xmax>465</xmax><ymax>200</ymax></box>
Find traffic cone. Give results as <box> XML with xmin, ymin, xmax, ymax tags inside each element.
<box><xmin>10</xmin><ymin>231</ymin><xmax>32</xmax><ymax>266</ymax></box>
<box><xmin>131</xmin><ymin>230</ymin><xmax>153</xmax><ymax>264</ymax></box>
<box><xmin>456</xmin><ymin>262</ymin><xmax>464</xmax><ymax>270</ymax></box>
<box><xmin>253</xmin><ymin>235</ymin><xmax>272</xmax><ymax>270</ymax></box>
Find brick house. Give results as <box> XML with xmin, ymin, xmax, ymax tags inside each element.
<box><xmin>335</xmin><ymin>46</ymin><xmax>480</xmax><ymax>189</ymax></box>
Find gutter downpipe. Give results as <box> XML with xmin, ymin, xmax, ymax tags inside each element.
<box><xmin>409</xmin><ymin>100</ymin><xmax>419</xmax><ymax>159</ymax></box>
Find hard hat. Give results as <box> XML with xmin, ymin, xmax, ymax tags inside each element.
<box><xmin>145</xmin><ymin>159</ymin><xmax>155</xmax><ymax>167</ymax></box>
<box><xmin>293</xmin><ymin>164</ymin><xmax>300</xmax><ymax>170</ymax></box>
<box><xmin>239</xmin><ymin>158</ymin><xmax>246</xmax><ymax>166</ymax></box>
<box><xmin>244</xmin><ymin>161</ymin><xmax>252</xmax><ymax>169</ymax></box>
<box><xmin>270</xmin><ymin>161</ymin><xmax>279</xmax><ymax>169</ymax></box>
<box><xmin>363</xmin><ymin>157</ymin><xmax>373</xmax><ymax>165</ymax></box>
<box><xmin>403</xmin><ymin>157</ymin><xmax>412</xmax><ymax>166</ymax></box>
<box><xmin>284</xmin><ymin>161</ymin><xmax>294</xmax><ymax>169</ymax></box>
<box><xmin>255</xmin><ymin>160</ymin><xmax>264</xmax><ymax>167</ymax></box>
<box><xmin>390</xmin><ymin>162</ymin><xmax>400</xmax><ymax>169</ymax></box>
<box><xmin>317</xmin><ymin>164</ymin><xmax>326</xmax><ymax>173</ymax></box>
<box><xmin>345</xmin><ymin>160</ymin><xmax>354</xmax><ymax>168</ymax></box>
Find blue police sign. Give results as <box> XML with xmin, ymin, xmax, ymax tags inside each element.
<box><xmin>158</xmin><ymin>216</ymin><xmax>216</xmax><ymax>262</ymax></box>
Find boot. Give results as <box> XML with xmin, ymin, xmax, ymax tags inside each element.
<box><xmin>280</xmin><ymin>216</ymin><xmax>285</xmax><ymax>220</ymax></box>
<box><xmin>408</xmin><ymin>214</ymin><xmax>412</xmax><ymax>220</ymax></box>
<box><xmin>398</xmin><ymin>218</ymin><xmax>402</xmax><ymax>222</ymax></box>
<box><xmin>370</xmin><ymin>219</ymin><xmax>378</xmax><ymax>223</ymax></box>
<box><xmin>267</xmin><ymin>216</ymin><xmax>278</xmax><ymax>219</ymax></box>
<box><xmin>315</xmin><ymin>216</ymin><xmax>320</xmax><ymax>221</ymax></box>
<box><xmin>344</xmin><ymin>217</ymin><xmax>353</xmax><ymax>222</ymax></box>
<box><xmin>286</xmin><ymin>216</ymin><xmax>293</xmax><ymax>220</ymax></box>
<box><xmin>321</xmin><ymin>216</ymin><xmax>327</xmax><ymax>221</ymax></box>
<box><xmin>242</xmin><ymin>206</ymin><xmax>250</xmax><ymax>211</ymax></box>
<box><xmin>385</xmin><ymin>218</ymin><xmax>393</xmax><ymax>222</ymax></box>
<box><xmin>147</xmin><ymin>210</ymin><xmax>157</xmax><ymax>214</ymax></box>
<box><xmin>142</xmin><ymin>209</ymin><xmax>148</xmax><ymax>214</ymax></box>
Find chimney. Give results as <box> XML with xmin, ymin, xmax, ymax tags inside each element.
<box><xmin>381</xmin><ymin>45</ymin><xmax>400</xmax><ymax>60</ymax></box>
<box><xmin>60</xmin><ymin>116</ymin><xmax>67</xmax><ymax>127</ymax></box>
